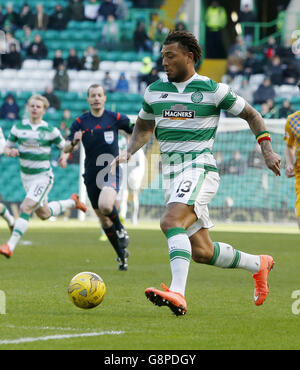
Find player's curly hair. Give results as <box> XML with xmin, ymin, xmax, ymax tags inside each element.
<box><xmin>163</xmin><ymin>30</ymin><xmax>202</xmax><ymax>64</ymax></box>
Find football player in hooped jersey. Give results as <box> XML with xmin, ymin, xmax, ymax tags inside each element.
<box><xmin>113</xmin><ymin>31</ymin><xmax>281</xmax><ymax>315</ymax></box>
<box><xmin>0</xmin><ymin>95</ymin><xmax>87</xmax><ymax>259</ymax></box>
<box><xmin>63</xmin><ymin>84</ymin><xmax>133</xmax><ymax>271</ymax></box>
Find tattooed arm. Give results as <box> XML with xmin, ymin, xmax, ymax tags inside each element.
<box><xmin>238</xmin><ymin>102</ymin><xmax>281</xmax><ymax>176</ymax></box>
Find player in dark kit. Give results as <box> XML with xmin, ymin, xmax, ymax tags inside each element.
<box><xmin>62</xmin><ymin>84</ymin><xmax>133</xmax><ymax>270</ymax></box>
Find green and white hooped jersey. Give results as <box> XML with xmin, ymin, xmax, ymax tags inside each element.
<box><xmin>6</xmin><ymin>119</ymin><xmax>65</xmax><ymax>176</ymax></box>
<box><xmin>138</xmin><ymin>73</ymin><xmax>246</xmax><ymax>180</ymax></box>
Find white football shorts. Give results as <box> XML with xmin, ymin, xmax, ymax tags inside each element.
<box><xmin>21</xmin><ymin>172</ymin><xmax>54</xmax><ymax>210</ymax></box>
<box><xmin>164</xmin><ymin>167</ymin><xmax>220</xmax><ymax>236</ymax></box>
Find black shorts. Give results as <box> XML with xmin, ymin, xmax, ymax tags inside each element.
<box><xmin>84</xmin><ymin>168</ymin><xmax>121</xmax><ymax>209</ymax></box>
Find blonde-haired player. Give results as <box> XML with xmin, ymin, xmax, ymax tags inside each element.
<box><xmin>0</xmin><ymin>95</ymin><xmax>87</xmax><ymax>258</ymax></box>
<box><xmin>0</xmin><ymin>126</ymin><xmax>15</xmax><ymax>232</ymax></box>
<box><xmin>284</xmin><ymin>80</ymin><xmax>300</xmax><ymax>229</ymax></box>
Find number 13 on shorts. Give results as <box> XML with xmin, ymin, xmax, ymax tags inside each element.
<box><xmin>167</xmin><ymin>168</ymin><xmax>206</xmax><ymax>206</ymax></box>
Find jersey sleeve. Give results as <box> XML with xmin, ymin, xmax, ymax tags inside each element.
<box><xmin>284</xmin><ymin>116</ymin><xmax>294</xmax><ymax>147</ymax></box>
<box><xmin>6</xmin><ymin>125</ymin><xmax>18</xmax><ymax>147</ymax></box>
<box><xmin>116</xmin><ymin>112</ymin><xmax>133</xmax><ymax>134</ymax></box>
<box><xmin>138</xmin><ymin>86</ymin><xmax>155</xmax><ymax>120</ymax></box>
<box><xmin>52</xmin><ymin>127</ymin><xmax>66</xmax><ymax>149</ymax></box>
<box><xmin>215</xmin><ymin>82</ymin><xmax>245</xmax><ymax>116</ymax></box>
<box><xmin>0</xmin><ymin>127</ymin><xmax>6</xmax><ymax>155</ymax></box>
<box><xmin>67</xmin><ymin>117</ymin><xmax>81</xmax><ymax>142</ymax></box>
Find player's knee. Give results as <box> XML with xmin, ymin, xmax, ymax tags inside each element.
<box><xmin>37</xmin><ymin>210</ymin><xmax>50</xmax><ymax>220</ymax></box>
<box><xmin>191</xmin><ymin>243</ymin><xmax>214</xmax><ymax>264</ymax></box>
<box><xmin>20</xmin><ymin>203</ymin><xmax>32</xmax><ymax>215</ymax></box>
<box><xmin>99</xmin><ymin>204</ymin><xmax>113</xmax><ymax>216</ymax></box>
<box><xmin>160</xmin><ymin>214</ymin><xmax>180</xmax><ymax>234</ymax></box>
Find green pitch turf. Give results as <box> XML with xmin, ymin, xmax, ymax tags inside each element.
<box><xmin>0</xmin><ymin>220</ymin><xmax>299</xmax><ymax>350</ymax></box>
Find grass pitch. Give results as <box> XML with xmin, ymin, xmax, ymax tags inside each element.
<box><xmin>0</xmin><ymin>220</ymin><xmax>299</xmax><ymax>350</ymax></box>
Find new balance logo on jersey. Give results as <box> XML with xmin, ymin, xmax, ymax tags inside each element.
<box><xmin>160</xmin><ymin>93</ymin><xmax>169</xmax><ymax>99</ymax></box>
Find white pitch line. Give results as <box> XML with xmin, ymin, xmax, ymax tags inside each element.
<box><xmin>0</xmin><ymin>330</ymin><xmax>125</xmax><ymax>345</ymax></box>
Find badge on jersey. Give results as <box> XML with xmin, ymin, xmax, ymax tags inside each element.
<box><xmin>104</xmin><ymin>131</ymin><xmax>114</xmax><ymax>144</ymax></box>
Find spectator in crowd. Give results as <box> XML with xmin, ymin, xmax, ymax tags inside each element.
<box><xmin>98</xmin><ymin>0</ymin><xmax>117</xmax><ymax>21</ymax></box>
<box><xmin>3</xmin><ymin>3</ymin><xmax>19</xmax><ymax>32</ymax></box>
<box><xmin>49</xmin><ymin>4</ymin><xmax>69</xmax><ymax>30</ymax></box>
<box><xmin>59</xmin><ymin>121</ymin><xmax>70</xmax><ymax>139</ymax></box>
<box><xmin>66</xmin><ymin>0</ymin><xmax>85</xmax><ymax>21</ymax></box>
<box><xmin>265</xmin><ymin>55</ymin><xmax>284</xmax><ymax>86</ymax></box>
<box><xmin>133</xmin><ymin>21</ymin><xmax>153</xmax><ymax>53</ymax></box>
<box><xmin>19</xmin><ymin>25</ymin><xmax>34</xmax><ymax>52</ymax></box>
<box><xmin>31</xmin><ymin>4</ymin><xmax>49</xmax><ymax>30</ymax></box>
<box><xmin>27</xmin><ymin>33</ymin><xmax>48</xmax><ymax>59</ymax></box>
<box><xmin>253</xmin><ymin>77</ymin><xmax>275</xmax><ymax>105</ymax></box>
<box><xmin>18</xmin><ymin>3</ymin><xmax>33</xmax><ymax>28</ymax></box>
<box><xmin>144</xmin><ymin>66</ymin><xmax>160</xmax><ymax>86</ymax></box>
<box><xmin>224</xmin><ymin>150</ymin><xmax>247</xmax><ymax>175</ymax></box>
<box><xmin>238</xmin><ymin>3</ymin><xmax>257</xmax><ymax>46</ymax></box>
<box><xmin>226</xmin><ymin>52</ymin><xmax>244</xmax><ymax>80</ymax></box>
<box><xmin>81</xmin><ymin>46</ymin><xmax>100</xmax><ymax>71</ymax></box>
<box><xmin>236</xmin><ymin>77</ymin><xmax>254</xmax><ymax>104</ymax></box>
<box><xmin>242</xmin><ymin>48</ymin><xmax>264</xmax><ymax>77</ymax></box>
<box><xmin>60</xmin><ymin>108</ymin><xmax>73</xmax><ymax>129</ymax></box>
<box><xmin>102</xmin><ymin>71</ymin><xmax>115</xmax><ymax>92</ymax></box>
<box><xmin>278</xmin><ymin>99</ymin><xmax>294</xmax><ymax>118</ymax></box>
<box><xmin>0</xmin><ymin>94</ymin><xmax>20</xmax><ymax>121</ymax></box>
<box><xmin>101</xmin><ymin>14</ymin><xmax>119</xmax><ymax>48</ymax></box>
<box><xmin>228</xmin><ymin>36</ymin><xmax>247</xmax><ymax>60</ymax></box>
<box><xmin>1</xmin><ymin>43</ymin><xmax>22</xmax><ymax>69</ymax></box>
<box><xmin>66</xmin><ymin>48</ymin><xmax>82</xmax><ymax>70</ymax></box>
<box><xmin>115</xmin><ymin>0</ymin><xmax>128</xmax><ymax>20</ymax></box>
<box><xmin>115</xmin><ymin>72</ymin><xmax>129</xmax><ymax>93</ymax></box>
<box><xmin>53</xmin><ymin>63</ymin><xmax>69</xmax><ymax>91</ymax></box>
<box><xmin>282</xmin><ymin>62</ymin><xmax>300</xmax><ymax>85</ymax></box>
<box><xmin>205</xmin><ymin>0</ymin><xmax>227</xmax><ymax>58</ymax></box>
<box><xmin>42</xmin><ymin>85</ymin><xmax>61</xmax><ymax>112</ymax></box>
<box><xmin>84</xmin><ymin>0</ymin><xmax>100</xmax><ymax>21</ymax></box>
<box><xmin>5</xmin><ymin>32</ymin><xmax>20</xmax><ymax>52</ymax></box>
<box><xmin>53</xmin><ymin>49</ymin><xmax>64</xmax><ymax>70</ymax></box>
<box><xmin>137</xmin><ymin>56</ymin><xmax>153</xmax><ymax>93</ymax></box>
<box><xmin>152</xmin><ymin>20</ymin><xmax>169</xmax><ymax>55</ymax></box>
<box><xmin>260</xmin><ymin>99</ymin><xmax>278</xmax><ymax>119</ymax></box>
<box><xmin>264</xmin><ymin>36</ymin><xmax>278</xmax><ymax>61</ymax></box>
<box><xmin>266</xmin><ymin>98</ymin><xmax>278</xmax><ymax>118</ymax></box>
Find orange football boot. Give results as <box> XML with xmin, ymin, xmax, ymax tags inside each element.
<box><xmin>0</xmin><ymin>243</ymin><xmax>13</xmax><ymax>258</ymax></box>
<box><xmin>253</xmin><ymin>255</ymin><xmax>274</xmax><ymax>306</ymax></box>
<box><xmin>70</xmin><ymin>194</ymin><xmax>87</xmax><ymax>213</ymax></box>
<box><xmin>145</xmin><ymin>283</ymin><xmax>187</xmax><ymax>316</ymax></box>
